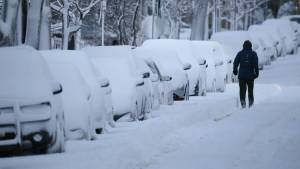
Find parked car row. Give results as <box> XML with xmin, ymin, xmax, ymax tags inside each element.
<box><xmin>211</xmin><ymin>16</ymin><xmax>300</xmax><ymax>82</ymax></box>
<box><xmin>0</xmin><ymin>16</ymin><xmax>299</xmax><ymax>155</ymax></box>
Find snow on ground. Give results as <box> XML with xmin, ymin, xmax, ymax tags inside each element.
<box><xmin>0</xmin><ymin>53</ymin><xmax>300</xmax><ymax>169</ymax></box>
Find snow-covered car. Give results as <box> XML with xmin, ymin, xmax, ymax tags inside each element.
<box><xmin>281</xmin><ymin>16</ymin><xmax>300</xmax><ymax>47</ymax></box>
<box><xmin>137</xmin><ymin>47</ymin><xmax>189</xmax><ymax>101</ymax></box>
<box><xmin>277</xmin><ymin>18</ymin><xmax>298</xmax><ymax>53</ymax></box>
<box><xmin>283</xmin><ymin>15</ymin><xmax>300</xmax><ymax>24</ymax></box>
<box><xmin>142</xmin><ymin>39</ymin><xmax>204</xmax><ymax>96</ymax></box>
<box><xmin>250</xmin><ymin>24</ymin><xmax>284</xmax><ymax>57</ymax></box>
<box><xmin>248</xmin><ymin>32</ymin><xmax>272</xmax><ymax>65</ymax></box>
<box><xmin>289</xmin><ymin>21</ymin><xmax>300</xmax><ymax>47</ymax></box>
<box><xmin>83</xmin><ymin>46</ymin><xmax>148</xmax><ymax>121</ymax></box>
<box><xmin>248</xmin><ymin>24</ymin><xmax>280</xmax><ymax>60</ymax></box>
<box><xmin>134</xmin><ymin>48</ymin><xmax>174</xmax><ymax>105</ymax></box>
<box><xmin>41</xmin><ymin>50</ymin><xmax>114</xmax><ymax>139</ymax></box>
<box><xmin>263</xmin><ymin>19</ymin><xmax>297</xmax><ymax>55</ymax></box>
<box><xmin>192</xmin><ymin>41</ymin><xmax>227</xmax><ymax>92</ymax></box>
<box><xmin>133</xmin><ymin>49</ymin><xmax>161</xmax><ymax>110</ymax></box>
<box><xmin>41</xmin><ymin>50</ymin><xmax>114</xmax><ymax>135</ymax></box>
<box><xmin>43</xmin><ymin>57</ymin><xmax>93</xmax><ymax>140</ymax></box>
<box><xmin>209</xmin><ymin>41</ymin><xmax>231</xmax><ymax>86</ymax></box>
<box><xmin>211</xmin><ymin>31</ymin><xmax>266</xmax><ymax>71</ymax></box>
<box><xmin>0</xmin><ymin>46</ymin><xmax>65</xmax><ymax>154</ymax></box>
<box><xmin>148</xmin><ymin>59</ymin><xmax>174</xmax><ymax>105</ymax></box>
<box><xmin>132</xmin><ymin>53</ymin><xmax>155</xmax><ymax>114</ymax></box>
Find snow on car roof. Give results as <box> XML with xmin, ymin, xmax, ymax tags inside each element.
<box><xmin>82</xmin><ymin>46</ymin><xmax>139</xmax><ymax>112</ymax></box>
<box><xmin>192</xmin><ymin>41</ymin><xmax>227</xmax><ymax>62</ymax></box>
<box><xmin>40</xmin><ymin>50</ymin><xmax>103</xmax><ymax>87</ymax></box>
<box><xmin>138</xmin><ymin>45</ymin><xmax>186</xmax><ymax>88</ymax></box>
<box><xmin>211</xmin><ymin>31</ymin><xmax>250</xmax><ymax>58</ymax></box>
<box><xmin>83</xmin><ymin>45</ymin><xmax>137</xmax><ymax>78</ymax></box>
<box><xmin>142</xmin><ymin>39</ymin><xmax>198</xmax><ymax>64</ymax></box>
<box><xmin>0</xmin><ymin>46</ymin><xmax>53</xmax><ymax>99</ymax></box>
<box><xmin>136</xmin><ymin>46</ymin><xmax>187</xmax><ymax>88</ymax></box>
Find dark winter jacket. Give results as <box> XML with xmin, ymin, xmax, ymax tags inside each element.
<box><xmin>233</xmin><ymin>44</ymin><xmax>259</xmax><ymax>80</ymax></box>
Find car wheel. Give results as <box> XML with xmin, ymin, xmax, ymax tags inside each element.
<box><xmin>139</xmin><ymin>97</ymin><xmax>147</xmax><ymax>121</ymax></box>
<box><xmin>47</xmin><ymin>120</ymin><xmax>65</xmax><ymax>153</ymax></box>
<box><xmin>130</xmin><ymin>102</ymin><xmax>139</xmax><ymax>121</ymax></box>
<box><xmin>212</xmin><ymin>79</ymin><xmax>217</xmax><ymax>92</ymax></box>
<box><xmin>219</xmin><ymin>79</ymin><xmax>226</xmax><ymax>93</ymax></box>
<box><xmin>194</xmin><ymin>80</ymin><xmax>200</xmax><ymax>96</ymax></box>
<box><xmin>184</xmin><ymin>82</ymin><xmax>189</xmax><ymax>100</ymax></box>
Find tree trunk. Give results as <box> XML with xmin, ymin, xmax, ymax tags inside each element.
<box><xmin>131</xmin><ymin>0</ymin><xmax>141</xmax><ymax>46</ymax></box>
<box><xmin>75</xmin><ymin>24</ymin><xmax>81</xmax><ymax>49</ymax></box>
<box><xmin>0</xmin><ymin>0</ymin><xmax>19</xmax><ymax>46</ymax></box>
<box><xmin>190</xmin><ymin>0</ymin><xmax>209</xmax><ymax>40</ymax></box>
<box><xmin>15</xmin><ymin>0</ymin><xmax>23</xmax><ymax>45</ymax></box>
<box><xmin>62</xmin><ymin>0</ymin><xmax>69</xmax><ymax>50</ymax></box>
<box><xmin>39</xmin><ymin>0</ymin><xmax>51</xmax><ymax>50</ymax></box>
<box><xmin>24</xmin><ymin>0</ymin><xmax>43</xmax><ymax>49</ymax></box>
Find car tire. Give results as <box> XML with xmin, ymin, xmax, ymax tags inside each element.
<box><xmin>139</xmin><ymin>97</ymin><xmax>147</xmax><ymax>121</ymax></box>
<box><xmin>130</xmin><ymin>102</ymin><xmax>139</xmax><ymax>121</ymax></box>
<box><xmin>184</xmin><ymin>82</ymin><xmax>189</xmax><ymax>100</ymax></box>
<box><xmin>47</xmin><ymin>121</ymin><xmax>65</xmax><ymax>154</ymax></box>
<box><xmin>212</xmin><ymin>79</ymin><xmax>217</xmax><ymax>92</ymax></box>
<box><xmin>194</xmin><ymin>81</ymin><xmax>200</xmax><ymax>96</ymax></box>
<box><xmin>219</xmin><ymin>79</ymin><xmax>226</xmax><ymax>93</ymax></box>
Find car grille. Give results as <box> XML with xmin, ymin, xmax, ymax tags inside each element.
<box><xmin>0</xmin><ymin>106</ymin><xmax>14</xmax><ymax>114</ymax></box>
<box><xmin>0</xmin><ymin>125</ymin><xmax>16</xmax><ymax>141</ymax></box>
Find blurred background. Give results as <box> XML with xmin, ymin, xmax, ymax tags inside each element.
<box><xmin>0</xmin><ymin>0</ymin><xmax>299</xmax><ymax>50</ymax></box>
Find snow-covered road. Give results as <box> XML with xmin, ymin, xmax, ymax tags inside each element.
<box><xmin>1</xmin><ymin>54</ymin><xmax>300</xmax><ymax>169</ymax></box>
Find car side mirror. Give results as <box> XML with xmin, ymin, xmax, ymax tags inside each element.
<box><xmin>161</xmin><ymin>75</ymin><xmax>172</xmax><ymax>82</ymax></box>
<box><xmin>51</xmin><ymin>82</ymin><xmax>63</xmax><ymax>95</ymax></box>
<box><xmin>151</xmin><ymin>74</ymin><xmax>159</xmax><ymax>82</ymax></box>
<box><xmin>253</xmin><ymin>44</ymin><xmax>259</xmax><ymax>50</ymax></box>
<box><xmin>142</xmin><ymin>72</ymin><xmax>150</xmax><ymax>79</ymax></box>
<box><xmin>135</xmin><ymin>78</ymin><xmax>144</xmax><ymax>87</ymax></box>
<box><xmin>183</xmin><ymin>63</ymin><xmax>192</xmax><ymax>70</ymax></box>
<box><xmin>100</xmin><ymin>78</ymin><xmax>110</xmax><ymax>88</ymax></box>
<box><xmin>199</xmin><ymin>59</ymin><xmax>206</xmax><ymax>65</ymax></box>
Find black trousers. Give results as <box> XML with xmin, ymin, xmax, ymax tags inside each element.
<box><xmin>239</xmin><ymin>79</ymin><xmax>254</xmax><ymax>107</ymax></box>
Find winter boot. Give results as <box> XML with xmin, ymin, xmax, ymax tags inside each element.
<box><xmin>249</xmin><ymin>100</ymin><xmax>254</xmax><ymax>108</ymax></box>
<box><xmin>241</xmin><ymin>100</ymin><xmax>246</xmax><ymax>109</ymax></box>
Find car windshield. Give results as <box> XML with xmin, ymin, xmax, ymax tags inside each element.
<box><xmin>0</xmin><ymin>47</ymin><xmax>51</xmax><ymax>98</ymax></box>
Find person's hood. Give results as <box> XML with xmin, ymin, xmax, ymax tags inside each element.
<box><xmin>243</xmin><ymin>40</ymin><xmax>252</xmax><ymax>50</ymax></box>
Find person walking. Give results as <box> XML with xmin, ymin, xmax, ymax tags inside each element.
<box><xmin>233</xmin><ymin>40</ymin><xmax>259</xmax><ymax>108</ymax></box>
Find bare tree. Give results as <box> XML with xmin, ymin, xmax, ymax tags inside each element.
<box><xmin>0</xmin><ymin>0</ymin><xmax>19</xmax><ymax>45</ymax></box>
<box><xmin>50</xmin><ymin>0</ymin><xmax>101</xmax><ymax>49</ymax></box>
<box><xmin>190</xmin><ymin>0</ymin><xmax>209</xmax><ymax>40</ymax></box>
